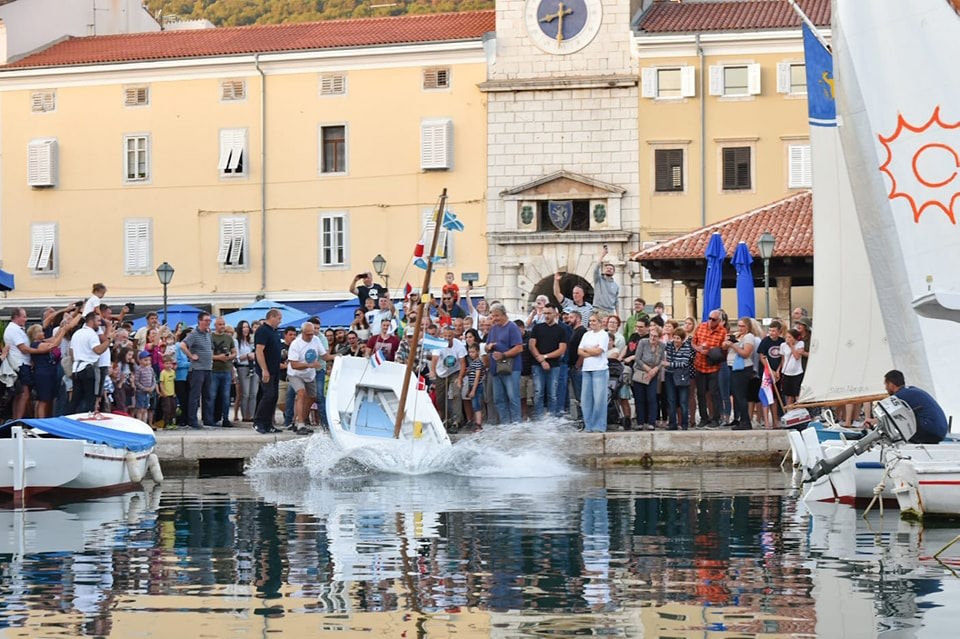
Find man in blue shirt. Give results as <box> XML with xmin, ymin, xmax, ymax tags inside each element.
<box><xmin>883</xmin><ymin>369</ymin><xmax>949</xmax><ymax>444</ymax></box>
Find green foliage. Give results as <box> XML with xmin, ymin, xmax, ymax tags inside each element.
<box><xmin>144</xmin><ymin>0</ymin><xmax>494</xmax><ymax>26</ymax></box>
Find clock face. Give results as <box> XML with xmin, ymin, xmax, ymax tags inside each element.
<box><xmin>524</xmin><ymin>0</ymin><xmax>603</xmax><ymax>55</ymax></box>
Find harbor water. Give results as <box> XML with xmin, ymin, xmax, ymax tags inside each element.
<box><xmin>1</xmin><ymin>428</ymin><xmax>959</xmax><ymax>637</ymax></box>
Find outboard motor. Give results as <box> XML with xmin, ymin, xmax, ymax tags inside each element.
<box><xmin>806</xmin><ymin>396</ymin><xmax>917</xmax><ymax>483</ymax></box>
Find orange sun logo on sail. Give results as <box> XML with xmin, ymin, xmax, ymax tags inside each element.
<box><xmin>878</xmin><ymin>106</ymin><xmax>960</xmax><ymax>225</ymax></box>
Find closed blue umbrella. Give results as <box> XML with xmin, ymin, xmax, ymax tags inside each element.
<box><xmin>731</xmin><ymin>241</ymin><xmax>755</xmax><ymax>319</ymax></box>
<box><xmin>702</xmin><ymin>232</ymin><xmax>726</xmax><ymax>322</ymax></box>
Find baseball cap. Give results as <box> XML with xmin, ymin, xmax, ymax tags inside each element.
<box><xmin>139</xmin><ymin>350</ymin><xmax>151</xmax><ymax>359</ymax></box>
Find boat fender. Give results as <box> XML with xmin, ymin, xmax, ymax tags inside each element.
<box><xmin>125</xmin><ymin>452</ymin><xmax>144</xmax><ymax>483</ymax></box>
<box><xmin>147</xmin><ymin>453</ymin><xmax>164</xmax><ymax>483</ymax></box>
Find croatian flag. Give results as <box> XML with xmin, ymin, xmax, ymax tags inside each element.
<box><xmin>370</xmin><ymin>348</ymin><xmax>385</xmax><ymax>369</ymax></box>
<box><xmin>758</xmin><ymin>360</ymin><xmax>775</xmax><ymax>408</ymax></box>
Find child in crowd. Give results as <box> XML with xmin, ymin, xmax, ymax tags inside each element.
<box><xmin>442</xmin><ymin>271</ymin><xmax>460</xmax><ymax>304</ymax></box>
<box><xmin>134</xmin><ymin>351</ymin><xmax>157</xmax><ymax>426</ymax></box>
<box><xmin>158</xmin><ymin>357</ymin><xmax>177</xmax><ymax>428</ymax></box>
<box><xmin>464</xmin><ymin>342</ymin><xmax>485</xmax><ymax>431</ymax></box>
<box><xmin>779</xmin><ymin>329</ymin><xmax>805</xmax><ymax>406</ymax></box>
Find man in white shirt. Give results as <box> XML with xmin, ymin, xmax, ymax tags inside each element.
<box><xmin>286</xmin><ymin>321</ymin><xmax>333</xmax><ymax>434</ymax></box>
<box><xmin>430</xmin><ymin>323</ymin><xmax>466</xmax><ymax>432</ymax></box>
<box><xmin>3</xmin><ymin>308</ymin><xmax>32</xmax><ymax>418</ymax></box>
<box><xmin>365</xmin><ymin>296</ymin><xmax>397</xmax><ymax>335</ymax></box>
<box><xmin>69</xmin><ymin>312</ymin><xmax>114</xmax><ymax>413</ymax></box>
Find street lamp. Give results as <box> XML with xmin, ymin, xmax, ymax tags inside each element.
<box><xmin>155</xmin><ymin>261</ymin><xmax>175</xmax><ymax>325</ymax></box>
<box><xmin>757</xmin><ymin>232</ymin><xmax>776</xmax><ymax>318</ymax></box>
<box><xmin>372</xmin><ymin>253</ymin><xmax>389</xmax><ymax>291</ymax></box>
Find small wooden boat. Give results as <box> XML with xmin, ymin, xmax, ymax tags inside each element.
<box><xmin>0</xmin><ymin>413</ymin><xmax>163</xmax><ymax>505</ymax></box>
<box><xmin>325</xmin><ymin>355</ymin><xmax>450</xmax><ymax>463</ymax></box>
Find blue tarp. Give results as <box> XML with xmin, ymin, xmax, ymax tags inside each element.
<box><xmin>285</xmin><ymin>300</ymin><xmax>341</xmax><ymax>316</ymax></box>
<box><xmin>318</xmin><ymin>300</ymin><xmax>361</xmax><ymax>328</ymax></box>
<box><xmin>0</xmin><ymin>268</ymin><xmax>14</xmax><ymax>292</ymax></box>
<box><xmin>731</xmin><ymin>241</ymin><xmax>755</xmax><ymax>319</ymax></box>
<box><xmin>222</xmin><ymin>299</ymin><xmax>309</xmax><ymax>328</ymax></box>
<box><xmin>0</xmin><ymin>417</ymin><xmax>156</xmax><ymax>452</ymax></box>
<box><xmin>702</xmin><ymin>233</ymin><xmax>726</xmax><ymax>322</ymax></box>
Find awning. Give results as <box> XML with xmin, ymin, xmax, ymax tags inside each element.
<box><xmin>1</xmin><ymin>417</ymin><xmax>156</xmax><ymax>452</ymax></box>
<box><xmin>0</xmin><ymin>268</ymin><xmax>14</xmax><ymax>292</ymax></box>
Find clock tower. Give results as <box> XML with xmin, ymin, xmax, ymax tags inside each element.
<box><xmin>481</xmin><ymin>0</ymin><xmax>640</xmax><ymax>314</ymax></box>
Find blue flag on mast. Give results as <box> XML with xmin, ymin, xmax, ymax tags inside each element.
<box><xmin>803</xmin><ymin>22</ymin><xmax>836</xmax><ymax>127</ymax></box>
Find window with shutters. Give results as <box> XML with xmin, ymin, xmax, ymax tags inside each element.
<box><xmin>422</xmin><ymin>208</ymin><xmax>453</xmax><ymax>264</ymax></box>
<box><xmin>123</xmin><ymin>85</ymin><xmax>149</xmax><ymax>107</ymax></box>
<box><xmin>27</xmin><ymin>139</ymin><xmax>58</xmax><ymax>187</ymax></box>
<box><xmin>319</xmin><ymin>213</ymin><xmax>347</xmax><ymax>267</ymax></box>
<box><xmin>123</xmin><ymin>219</ymin><xmax>152</xmax><ymax>275</ymax></box>
<box><xmin>218</xmin><ymin>216</ymin><xmax>247</xmax><ymax>270</ymax></box>
<box><xmin>123</xmin><ymin>135</ymin><xmax>150</xmax><ymax>182</ymax></box>
<box><xmin>422</xmin><ymin>67</ymin><xmax>450</xmax><ymax>90</ymax></box>
<box><xmin>656</xmin><ymin>69</ymin><xmax>682</xmax><ymax>98</ymax></box>
<box><xmin>218</xmin><ymin>128</ymin><xmax>247</xmax><ymax>177</ymax></box>
<box><xmin>788</xmin><ymin>144</ymin><xmax>812</xmax><ymax>188</ymax></box>
<box><xmin>320</xmin><ymin>124</ymin><xmax>347</xmax><ymax>174</ymax></box>
<box><xmin>31</xmin><ymin>90</ymin><xmax>56</xmax><ymax>113</ymax></box>
<box><xmin>723</xmin><ymin>66</ymin><xmax>749</xmax><ymax>96</ymax></box>
<box><xmin>28</xmin><ymin>223</ymin><xmax>57</xmax><ymax>274</ymax></box>
<box><xmin>420</xmin><ymin>119</ymin><xmax>452</xmax><ymax>170</ymax></box>
<box><xmin>654</xmin><ymin>149</ymin><xmax>684</xmax><ymax>193</ymax></box>
<box><xmin>722</xmin><ymin>146</ymin><xmax>752</xmax><ymax>190</ymax></box>
<box><xmin>220</xmin><ymin>79</ymin><xmax>246</xmax><ymax>101</ymax></box>
<box><xmin>320</xmin><ymin>73</ymin><xmax>346</xmax><ymax>96</ymax></box>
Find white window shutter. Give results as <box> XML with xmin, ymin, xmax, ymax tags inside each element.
<box><xmin>221</xmin><ymin>80</ymin><xmax>245</xmax><ymax>100</ymax></box>
<box><xmin>320</xmin><ymin>73</ymin><xmax>346</xmax><ymax>95</ymax></box>
<box><xmin>27</xmin><ymin>234</ymin><xmax>42</xmax><ymax>269</ymax></box>
<box><xmin>217</xmin><ymin>131</ymin><xmax>232</xmax><ymax>171</ymax></box>
<box><xmin>422</xmin><ymin>210</ymin><xmax>450</xmax><ymax>262</ymax></box>
<box><xmin>229</xmin><ymin>235</ymin><xmax>244</xmax><ymax>264</ymax></box>
<box><xmin>125</xmin><ymin>221</ymin><xmax>150</xmax><ymax>273</ymax></box>
<box><xmin>641</xmin><ymin>68</ymin><xmax>657</xmax><ymax>98</ymax></box>
<box><xmin>747</xmin><ymin>63</ymin><xmax>762</xmax><ymax>95</ymax></box>
<box><xmin>28</xmin><ymin>139</ymin><xmax>56</xmax><ymax>186</ymax></box>
<box><xmin>776</xmin><ymin>62</ymin><xmax>791</xmax><ymax>94</ymax></box>
<box><xmin>31</xmin><ymin>91</ymin><xmax>55</xmax><ymax>112</ymax></box>
<box><xmin>421</xmin><ymin>120</ymin><xmax>452</xmax><ymax>170</ymax></box>
<box><xmin>709</xmin><ymin>66</ymin><xmax>724</xmax><ymax>96</ymax></box>
<box><xmin>680</xmin><ymin>66</ymin><xmax>696</xmax><ymax>97</ymax></box>
<box><xmin>227</xmin><ymin>130</ymin><xmax>244</xmax><ymax>171</ymax></box>
<box><xmin>218</xmin><ymin>220</ymin><xmax>234</xmax><ymax>264</ymax></box>
<box><xmin>37</xmin><ymin>225</ymin><xmax>55</xmax><ymax>271</ymax></box>
<box><xmin>789</xmin><ymin>144</ymin><xmax>812</xmax><ymax>188</ymax></box>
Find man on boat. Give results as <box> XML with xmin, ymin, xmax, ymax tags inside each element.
<box><xmin>875</xmin><ymin>370</ymin><xmax>949</xmax><ymax>444</ymax></box>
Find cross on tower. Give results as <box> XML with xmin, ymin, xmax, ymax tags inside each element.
<box><xmin>540</xmin><ymin>2</ymin><xmax>574</xmax><ymax>43</ymax></box>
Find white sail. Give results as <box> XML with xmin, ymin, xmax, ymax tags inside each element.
<box><xmin>833</xmin><ymin>0</ymin><xmax>960</xmax><ymax>424</ymax></box>
<box><xmin>797</xmin><ymin>22</ymin><xmax>893</xmax><ymax>405</ymax></box>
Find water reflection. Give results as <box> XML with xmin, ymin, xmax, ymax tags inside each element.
<box><xmin>0</xmin><ymin>470</ymin><xmax>957</xmax><ymax>637</ymax></box>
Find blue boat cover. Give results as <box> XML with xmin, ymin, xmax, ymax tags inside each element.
<box><xmin>0</xmin><ymin>417</ymin><xmax>156</xmax><ymax>452</ymax></box>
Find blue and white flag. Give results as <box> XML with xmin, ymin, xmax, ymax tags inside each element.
<box><xmin>802</xmin><ymin>22</ymin><xmax>835</xmax><ymax>127</ymax></box>
<box><xmin>421</xmin><ymin>334</ymin><xmax>448</xmax><ymax>352</ymax></box>
<box><xmin>369</xmin><ymin>348</ymin><xmax>384</xmax><ymax>368</ymax></box>
<box><xmin>441</xmin><ymin>210</ymin><xmax>464</xmax><ymax>232</ymax></box>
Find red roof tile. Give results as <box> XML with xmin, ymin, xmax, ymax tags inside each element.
<box><xmin>631</xmin><ymin>190</ymin><xmax>812</xmax><ymax>262</ymax></box>
<box><xmin>4</xmin><ymin>10</ymin><xmax>495</xmax><ymax>69</ymax></box>
<box><xmin>637</xmin><ymin>0</ymin><xmax>829</xmax><ymax>34</ymax></box>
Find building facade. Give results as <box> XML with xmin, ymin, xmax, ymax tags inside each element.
<box><xmin>0</xmin><ymin>12</ymin><xmax>493</xmax><ymax>310</ymax></box>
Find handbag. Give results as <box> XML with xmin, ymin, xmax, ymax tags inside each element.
<box><xmin>495</xmin><ymin>355</ymin><xmax>514</xmax><ymax>376</ymax></box>
<box><xmin>632</xmin><ymin>365</ymin><xmax>654</xmax><ymax>385</ymax></box>
<box><xmin>672</xmin><ymin>368</ymin><xmax>691</xmax><ymax>386</ymax></box>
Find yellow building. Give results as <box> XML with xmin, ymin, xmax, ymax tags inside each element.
<box><xmin>630</xmin><ymin>0</ymin><xmax>826</xmax><ymax>313</ymax></box>
<box><xmin>0</xmin><ymin>11</ymin><xmax>493</xmax><ymax>311</ymax></box>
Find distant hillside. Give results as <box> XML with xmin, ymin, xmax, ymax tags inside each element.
<box><xmin>146</xmin><ymin>0</ymin><xmax>495</xmax><ymax>27</ymax></box>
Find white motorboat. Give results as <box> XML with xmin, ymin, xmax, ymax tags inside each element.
<box><xmin>0</xmin><ymin>412</ymin><xmax>163</xmax><ymax>505</ymax></box>
<box><xmin>325</xmin><ymin>355</ymin><xmax>451</xmax><ymax>465</ymax></box>
<box><xmin>886</xmin><ymin>454</ymin><xmax>960</xmax><ymax>520</ymax></box>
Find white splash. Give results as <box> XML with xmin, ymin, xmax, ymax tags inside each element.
<box><xmin>247</xmin><ymin>417</ymin><xmax>581</xmax><ymax>479</ymax></box>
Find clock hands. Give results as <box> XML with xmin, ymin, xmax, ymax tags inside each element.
<box><xmin>540</xmin><ymin>2</ymin><xmax>574</xmax><ymax>43</ymax></box>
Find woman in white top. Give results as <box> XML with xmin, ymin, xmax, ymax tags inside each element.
<box><xmin>233</xmin><ymin>320</ymin><xmax>257</xmax><ymax>422</ymax></box>
<box><xmin>779</xmin><ymin>328</ymin><xmax>805</xmax><ymax>404</ymax></box>
<box><xmin>726</xmin><ymin>316</ymin><xmax>759</xmax><ymax>430</ymax></box>
<box><xmin>577</xmin><ymin>313</ymin><xmax>610</xmax><ymax>432</ymax></box>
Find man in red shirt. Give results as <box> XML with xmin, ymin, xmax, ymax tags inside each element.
<box><xmin>365</xmin><ymin>319</ymin><xmax>400</xmax><ymax>361</ymax></box>
<box><xmin>691</xmin><ymin>310</ymin><xmax>728</xmax><ymax>428</ymax></box>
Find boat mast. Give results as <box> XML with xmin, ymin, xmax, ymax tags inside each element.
<box><xmin>394</xmin><ymin>188</ymin><xmax>448</xmax><ymax>438</ymax></box>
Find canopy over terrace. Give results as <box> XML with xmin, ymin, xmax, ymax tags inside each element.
<box><xmin>630</xmin><ymin>191</ymin><xmax>813</xmax><ymax>320</ymax></box>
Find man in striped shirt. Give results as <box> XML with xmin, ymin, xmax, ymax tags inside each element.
<box><xmin>691</xmin><ymin>310</ymin><xmax>728</xmax><ymax>428</ymax></box>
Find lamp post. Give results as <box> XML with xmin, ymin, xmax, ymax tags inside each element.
<box><xmin>155</xmin><ymin>261</ymin><xmax>175</xmax><ymax>325</ymax></box>
<box><xmin>757</xmin><ymin>232</ymin><xmax>776</xmax><ymax>318</ymax></box>
<box><xmin>372</xmin><ymin>253</ymin><xmax>389</xmax><ymax>291</ymax></box>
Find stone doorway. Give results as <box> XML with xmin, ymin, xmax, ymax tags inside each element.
<box><xmin>528</xmin><ymin>273</ymin><xmax>594</xmax><ymax>306</ymax></box>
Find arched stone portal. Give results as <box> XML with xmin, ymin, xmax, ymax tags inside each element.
<box><xmin>528</xmin><ymin>274</ymin><xmax>594</xmax><ymax>306</ymax></box>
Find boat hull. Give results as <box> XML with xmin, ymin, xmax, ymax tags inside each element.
<box><xmin>326</xmin><ymin>356</ymin><xmax>451</xmax><ymax>465</ymax></box>
<box><xmin>888</xmin><ymin>459</ymin><xmax>960</xmax><ymax>520</ymax></box>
